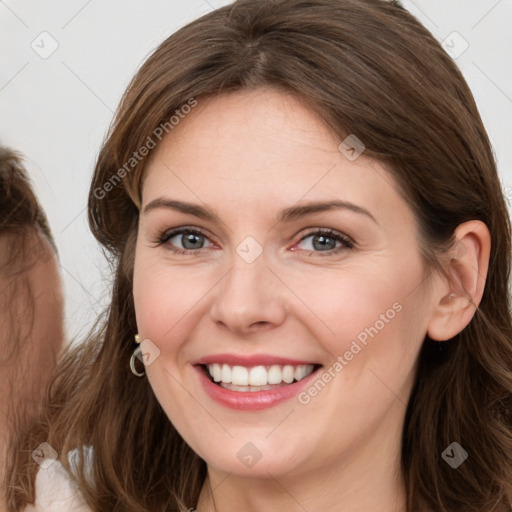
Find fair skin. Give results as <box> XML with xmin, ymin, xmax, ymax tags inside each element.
<box><xmin>0</xmin><ymin>232</ymin><xmax>65</xmax><ymax>507</ymax></box>
<box><xmin>132</xmin><ymin>88</ymin><xmax>490</xmax><ymax>512</ymax></box>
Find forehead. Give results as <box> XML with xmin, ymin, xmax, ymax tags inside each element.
<box><xmin>140</xmin><ymin>88</ymin><xmax>412</xmax><ymax>228</ymax></box>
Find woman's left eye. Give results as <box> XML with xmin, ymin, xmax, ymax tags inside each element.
<box><xmin>293</xmin><ymin>229</ymin><xmax>354</xmax><ymax>255</ymax></box>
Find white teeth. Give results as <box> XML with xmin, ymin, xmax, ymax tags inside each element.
<box><xmin>212</xmin><ymin>363</ymin><xmax>222</xmax><ymax>382</ymax></box>
<box><xmin>282</xmin><ymin>365</ymin><xmax>295</xmax><ymax>384</ymax></box>
<box><xmin>249</xmin><ymin>366</ymin><xmax>267</xmax><ymax>386</ymax></box>
<box><xmin>294</xmin><ymin>365</ymin><xmax>308</xmax><ymax>381</ymax></box>
<box><xmin>206</xmin><ymin>363</ymin><xmax>315</xmax><ymax>387</ymax></box>
<box><xmin>220</xmin><ymin>382</ymin><xmax>283</xmax><ymax>392</ymax></box>
<box><xmin>221</xmin><ymin>364</ymin><xmax>231</xmax><ymax>383</ymax></box>
<box><xmin>267</xmin><ymin>365</ymin><xmax>282</xmax><ymax>384</ymax></box>
<box><xmin>231</xmin><ymin>366</ymin><xmax>249</xmax><ymax>386</ymax></box>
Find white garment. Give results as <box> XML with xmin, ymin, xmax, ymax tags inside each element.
<box><xmin>23</xmin><ymin>447</ymin><xmax>94</xmax><ymax>512</ymax></box>
<box><xmin>22</xmin><ymin>460</ymin><xmax>92</xmax><ymax>512</ymax></box>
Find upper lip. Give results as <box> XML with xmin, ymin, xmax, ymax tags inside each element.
<box><xmin>193</xmin><ymin>353</ymin><xmax>320</xmax><ymax>367</ymax></box>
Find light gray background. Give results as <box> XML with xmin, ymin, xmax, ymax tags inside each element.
<box><xmin>1</xmin><ymin>0</ymin><xmax>511</xmax><ymax>344</ymax></box>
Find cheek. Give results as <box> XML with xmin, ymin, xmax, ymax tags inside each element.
<box><xmin>287</xmin><ymin>257</ymin><xmax>427</xmax><ymax>395</ymax></box>
<box><xmin>133</xmin><ymin>259</ymin><xmax>214</xmax><ymax>349</ymax></box>
<box><xmin>294</xmin><ymin>282</ymin><xmax>425</xmax><ymax>461</ymax></box>
<box><xmin>288</xmin><ymin>264</ymin><xmax>408</xmax><ymax>345</ymax></box>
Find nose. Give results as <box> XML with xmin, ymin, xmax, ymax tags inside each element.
<box><xmin>209</xmin><ymin>249</ymin><xmax>287</xmax><ymax>335</ymax></box>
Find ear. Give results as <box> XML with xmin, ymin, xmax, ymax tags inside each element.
<box><xmin>427</xmin><ymin>220</ymin><xmax>491</xmax><ymax>342</ymax></box>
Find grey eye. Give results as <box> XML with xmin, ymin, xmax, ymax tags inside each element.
<box><xmin>170</xmin><ymin>232</ymin><xmax>207</xmax><ymax>250</ymax></box>
<box><xmin>299</xmin><ymin>233</ymin><xmax>340</xmax><ymax>251</ymax></box>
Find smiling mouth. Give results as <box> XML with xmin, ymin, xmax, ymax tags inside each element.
<box><xmin>200</xmin><ymin>363</ymin><xmax>322</xmax><ymax>392</ymax></box>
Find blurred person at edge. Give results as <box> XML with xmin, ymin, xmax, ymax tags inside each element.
<box><xmin>0</xmin><ymin>146</ymin><xmax>65</xmax><ymax>510</ymax></box>
<box><xmin>6</xmin><ymin>1</ymin><xmax>512</xmax><ymax>512</ymax></box>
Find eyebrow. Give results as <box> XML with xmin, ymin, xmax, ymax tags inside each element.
<box><xmin>142</xmin><ymin>198</ymin><xmax>377</xmax><ymax>224</ymax></box>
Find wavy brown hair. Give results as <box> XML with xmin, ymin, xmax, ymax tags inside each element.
<box><xmin>0</xmin><ymin>146</ymin><xmax>57</xmax><ymax>365</ymax></box>
<box><xmin>0</xmin><ymin>146</ymin><xmax>61</xmax><ymax>506</ymax></box>
<box><xmin>6</xmin><ymin>0</ymin><xmax>512</xmax><ymax>510</ymax></box>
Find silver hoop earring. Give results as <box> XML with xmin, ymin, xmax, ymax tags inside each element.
<box><xmin>130</xmin><ymin>346</ymin><xmax>145</xmax><ymax>377</ymax></box>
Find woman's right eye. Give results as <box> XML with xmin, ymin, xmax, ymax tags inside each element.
<box><xmin>155</xmin><ymin>227</ymin><xmax>214</xmax><ymax>255</ymax></box>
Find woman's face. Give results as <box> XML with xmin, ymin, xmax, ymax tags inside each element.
<box><xmin>133</xmin><ymin>88</ymin><xmax>436</xmax><ymax>479</ymax></box>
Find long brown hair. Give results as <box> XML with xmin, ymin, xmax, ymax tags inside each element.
<box><xmin>6</xmin><ymin>0</ymin><xmax>512</xmax><ymax>510</ymax></box>
<box><xmin>0</xmin><ymin>146</ymin><xmax>56</xmax><ymax>364</ymax></box>
<box><xmin>0</xmin><ymin>146</ymin><xmax>61</xmax><ymax>505</ymax></box>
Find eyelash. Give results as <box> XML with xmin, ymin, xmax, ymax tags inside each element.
<box><xmin>152</xmin><ymin>226</ymin><xmax>355</xmax><ymax>257</ymax></box>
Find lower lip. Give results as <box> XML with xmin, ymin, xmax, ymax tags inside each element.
<box><xmin>195</xmin><ymin>365</ymin><xmax>321</xmax><ymax>410</ymax></box>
